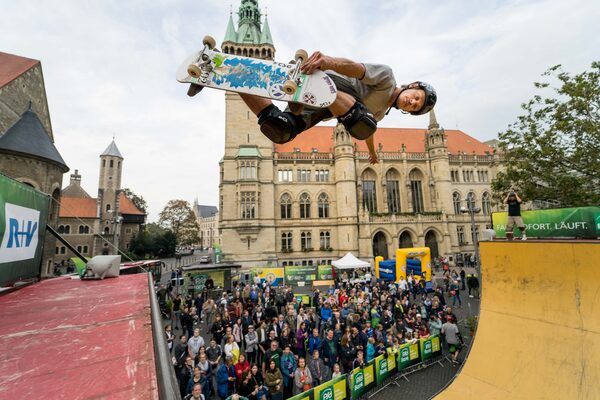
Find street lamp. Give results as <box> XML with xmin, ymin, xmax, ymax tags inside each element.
<box><xmin>460</xmin><ymin>202</ymin><xmax>481</xmax><ymax>270</ymax></box>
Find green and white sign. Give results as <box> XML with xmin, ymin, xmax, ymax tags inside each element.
<box><xmin>419</xmin><ymin>335</ymin><xmax>442</xmax><ymax>362</ymax></box>
<box><xmin>0</xmin><ymin>174</ymin><xmax>49</xmax><ymax>286</ymax></box>
<box><xmin>397</xmin><ymin>342</ymin><xmax>420</xmax><ymax>370</ymax></box>
<box><xmin>284</xmin><ymin>265</ymin><xmax>317</xmax><ymax>284</ymax></box>
<box><xmin>317</xmin><ymin>264</ymin><xmax>334</xmax><ymax>280</ymax></box>
<box><xmin>493</xmin><ymin>207</ymin><xmax>600</xmax><ymax>239</ymax></box>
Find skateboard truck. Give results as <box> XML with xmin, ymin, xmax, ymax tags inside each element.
<box><xmin>283</xmin><ymin>49</ymin><xmax>309</xmax><ymax>95</ymax></box>
<box><xmin>186</xmin><ymin>35</ymin><xmax>217</xmax><ymax>95</ymax></box>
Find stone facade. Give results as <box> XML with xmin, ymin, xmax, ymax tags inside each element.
<box><xmin>0</xmin><ymin>54</ymin><xmax>66</xmax><ymax>277</ymax></box>
<box><xmin>194</xmin><ymin>202</ymin><xmax>221</xmax><ymax>249</ymax></box>
<box><xmin>216</xmin><ymin>3</ymin><xmax>502</xmax><ymax>268</ymax></box>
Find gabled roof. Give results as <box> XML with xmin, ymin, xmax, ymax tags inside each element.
<box><xmin>273</xmin><ymin>126</ymin><xmax>493</xmax><ymax>155</ymax></box>
<box><xmin>119</xmin><ymin>192</ymin><xmax>145</xmax><ymax>216</ymax></box>
<box><xmin>0</xmin><ymin>107</ymin><xmax>68</xmax><ymax>171</ymax></box>
<box><xmin>59</xmin><ymin>197</ymin><xmax>97</xmax><ymax>218</ymax></box>
<box><xmin>0</xmin><ymin>52</ymin><xmax>39</xmax><ymax>88</ymax></box>
<box><xmin>101</xmin><ymin>140</ymin><xmax>123</xmax><ymax>158</ymax></box>
<box><xmin>196</xmin><ymin>205</ymin><xmax>218</xmax><ymax>218</ymax></box>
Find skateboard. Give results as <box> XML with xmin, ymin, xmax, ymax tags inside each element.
<box><xmin>176</xmin><ymin>35</ymin><xmax>338</xmax><ymax>108</ymax></box>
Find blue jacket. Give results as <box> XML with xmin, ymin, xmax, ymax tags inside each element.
<box><xmin>320</xmin><ymin>307</ymin><xmax>332</xmax><ymax>322</ymax></box>
<box><xmin>308</xmin><ymin>336</ymin><xmax>322</xmax><ymax>355</ymax></box>
<box><xmin>280</xmin><ymin>353</ymin><xmax>297</xmax><ymax>385</ymax></box>
<box><xmin>366</xmin><ymin>343</ymin><xmax>375</xmax><ymax>362</ymax></box>
<box><xmin>216</xmin><ymin>363</ymin><xmax>235</xmax><ymax>398</ymax></box>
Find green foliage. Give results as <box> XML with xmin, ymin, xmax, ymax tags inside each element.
<box><xmin>158</xmin><ymin>199</ymin><xmax>200</xmax><ymax>246</ymax></box>
<box><xmin>493</xmin><ymin>61</ymin><xmax>600</xmax><ymax>206</ymax></box>
<box><xmin>129</xmin><ymin>222</ymin><xmax>177</xmax><ymax>258</ymax></box>
<box><xmin>121</xmin><ymin>188</ymin><xmax>148</xmax><ymax>214</ymax></box>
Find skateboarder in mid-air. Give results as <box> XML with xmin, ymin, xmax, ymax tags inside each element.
<box><xmin>239</xmin><ymin>51</ymin><xmax>437</xmax><ymax>164</ymax></box>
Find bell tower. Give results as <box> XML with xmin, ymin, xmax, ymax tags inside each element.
<box><xmin>425</xmin><ymin>110</ymin><xmax>452</xmax><ymax>213</ymax></box>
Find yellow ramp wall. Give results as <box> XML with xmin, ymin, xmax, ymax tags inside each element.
<box><xmin>435</xmin><ymin>241</ymin><xmax>600</xmax><ymax>400</ymax></box>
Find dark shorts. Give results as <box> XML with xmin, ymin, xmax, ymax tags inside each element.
<box><xmin>285</xmin><ymin>73</ymin><xmax>360</xmax><ymax>130</ymax></box>
<box><xmin>449</xmin><ymin>343</ymin><xmax>462</xmax><ymax>353</ymax></box>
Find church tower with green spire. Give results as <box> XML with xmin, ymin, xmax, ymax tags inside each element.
<box><xmin>219</xmin><ymin>0</ymin><xmax>278</xmax><ymax>267</ymax></box>
<box><xmin>222</xmin><ymin>0</ymin><xmax>275</xmax><ymax>60</ymax></box>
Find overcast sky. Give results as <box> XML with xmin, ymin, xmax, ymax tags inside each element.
<box><xmin>2</xmin><ymin>0</ymin><xmax>599</xmax><ymax>222</ymax></box>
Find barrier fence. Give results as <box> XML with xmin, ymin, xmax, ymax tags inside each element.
<box><xmin>289</xmin><ymin>335</ymin><xmax>443</xmax><ymax>400</ymax></box>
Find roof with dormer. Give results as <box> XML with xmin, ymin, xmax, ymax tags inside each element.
<box><xmin>0</xmin><ymin>107</ymin><xmax>68</xmax><ymax>171</ymax></box>
<box><xmin>273</xmin><ymin>125</ymin><xmax>493</xmax><ymax>155</ymax></box>
<box><xmin>101</xmin><ymin>140</ymin><xmax>123</xmax><ymax>159</ymax></box>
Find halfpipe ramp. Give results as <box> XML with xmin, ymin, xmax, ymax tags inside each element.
<box><xmin>435</xmin><ymin>240</ymin><xmax>600</xmax><ymax>399</ymax></box>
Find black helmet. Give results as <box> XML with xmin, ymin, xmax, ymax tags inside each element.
<box><xmin>405</xmin><ymin>81</ymin><xmax>437</xmax><ymax>116</ymax></box>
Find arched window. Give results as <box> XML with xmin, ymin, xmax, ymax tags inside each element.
<box><xmin>453</xmin><ymin>192</ymin><xmax>462</xmax><ymax>214</ymax></box>
<box><xmin>320</xmin><ymin>231</ymin><xmax>331</xmax><ymax>250</ymax></box>
<box><xmin>281</xmin><ymin>232</ymin><xmax>292</xmax><ymax>251</ymax></box>
<box><xmin>106</xmin><ymin>204</ymin><xmax>111</xmax><ymax>212</ymax></box>
<box><xmin>362</xmin><ymin>169</ymin><xmax>377</xmax><ymax>213</ymax></box>
<box><xmin>58</xmin><ymin>225</ymin><xmax>65</xmax><ymax>234</ymax></box>
<box><xmin>386</xmin><ymin>169</ymin><xmax>401</xmax><ymax>213</ymax></box>
<box><xmin>64</xmin><ymin>225</ymin><xmax>70</xmax><ymax>234</ymax></box>
<box><xmin>409</xmin><ymin>169</ymin><xmax>424</xmax><ymax>213</ymax></box>
<box><xmin>299</xmin><ymin>193</ymin><xmax>311</xmax><ymax>219</ymax></box>
<box><xmin>79</xmin><ymin>225</ymin><xmax>85</xmax><ymax>234</ymax></box>
<box><xmin>482</xmin><ymin>192</ymin><xmax>492</xmax><ymax>215</ymax></box>
<box><xmin>467</xmin><ymin>192</ymin><xmax>476</xmax><ymax>210</ymax></box>
<box><xmin>301</xmin><ymin>232</ymin><xmax>312</xmax><ymax>250</ymax></box>
<box><xmin>280</xmin><ymin>193</ymin><xmax>292</xmax><ymax>219</ymax></box>
<box><xmin>318</xmin><ymin>193</ymin><xmax>329</xmax><ymax>218</ymax></box>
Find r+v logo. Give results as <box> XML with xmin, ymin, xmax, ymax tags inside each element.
<box><xmin>7</xmin><ymin>218</ymin><xmax>38</xmax><ymax>248</ymax></box>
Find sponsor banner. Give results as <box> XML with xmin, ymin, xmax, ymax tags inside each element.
<box><xmin>350</xmin><ymin>361</ymin><xmax>375</xmax><ymax>399</ymax></box>
<box><xmin>374</xmin><ymin>354</ymin><xmax>387</xmax><ymax>385</ymax></box>
<box><xmin>419</xmin><ymin>335</ymin><xmax>442</xmax><ymax>362</ymax></box>
<box><xmin>492</xmin><ymin>207</ymin><xmax>600</xmax><ymax>239</ymax></box>
<box><xmin>295</xmin><ymin>294</ymin><xmax>312</xmax><ymax>306</ymax></box>
<box><xmin>313</xmin><ymin>374</ymin><xmax>346</xmax><ymax>400</ymax></box>
<box><xmin>289</xmin><ymin>392</ymin><xmax>312</xmax><ymax>400</ymax></box>
<box><xmin>0</xmin><ymin>174</ymin><xmax>49</xmax><ymax>286</ymax></box>
<box><xmin>252</xmin><ymin>267</ymin><xmax>284</xmax><ymax>286</ymax></box>
<box><xmin>317</xmin><ymin>264</ymin><xmax>334</xmax><ymax>280</ymax></box>
<box><xmin>397</xmin><ymin>341</ymin><xmax>420</xmax><ymax>370</ymax></box>
<box><xmin>186</xmin><ymin>270</ymin><xmax>225</xmax><ymax>291</ymax></box>
<box><xmin>285</xmin><ymin>265</ymin><xmax>317</xmax><ymax>285</ymax></box>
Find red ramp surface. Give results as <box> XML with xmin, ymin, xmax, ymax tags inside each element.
<box><xmin>0</xmin><ymin>274</ymin><xmax>158</xmax><ymax>399</ymax></box>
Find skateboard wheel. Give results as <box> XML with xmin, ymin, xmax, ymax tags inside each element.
<box><xmin>283</xmin><ymin>80</ymin><xmax>297</xmax><ymax>95</ymax></box>
<box><xmin>295</xmin><ymin>49</ymin><xmax>309</xmax><ymax>62</ymax></box>
<box><xmin>203</xmin><ymin>35</ymin><xmax>216</xmax><ymax>49</ymax></box>
<box><xmin>187</xmin><ymin>64</ymin><xmax>202</xmax><ymax>78</ymax></box>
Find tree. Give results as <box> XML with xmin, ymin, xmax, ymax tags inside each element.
<box><xmin>121</xmin><ymin>188</ymin><xmax>148</xmax><ymax>214</ymax></box>
<box><xmin>492</xmin><ymin>61</ymin><xmax>600</xmax><ymax>206</ymax></box>
<box><xmin>158</xmin><ymin>199</ymin><xmax>200</xmax><ymax>246</ymax></box>
<box><xmin>129</xmin><ymin>222</ymin><xmax>177</xmax><ymax>258</ymax></box>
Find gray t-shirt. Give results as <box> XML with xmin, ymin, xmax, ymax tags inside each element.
<box><xmin>327</xmin><ymin>63</ymin><xmax>396</xmax><ymax>121</ymax></box>
<box><xmin>441</xmin><ymin>322</ymin><xmax>460</xmax><ymax>345</ymax></box>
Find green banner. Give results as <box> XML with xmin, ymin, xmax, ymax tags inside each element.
<box><xmin>397</xmin><ymin>341</ymin><xmax>420</xmax><ymax>370</ymax></box>
<box><xmin>374</xmin><ymin>351</ymin><xmax>397</xmax><ymax>385</ymax></box>
<box><xmin>289</xmin><ymin>392</ymin><xmax>312</xmax><ymax>400</ymax></box>
<box><xmin>492</xmin><ymin>207</ymin><xmax>600</xmax><ymax>239</ymax></box>
<box><xmin>419</xmin><ymin>335</ymin><xmax>442</xmax><ymax>362</ymax></box>
<box><xmin>0</xmin><ymin>174</ymin><xmax>49</xmax><ymax>286</ymax></box>
<box><xmin>295</xmin><ymin>294</ymin><xmax>311</xmax><ymax>306</ymax></box>
<box><xmin>317</xmin><ymin>265</ymin><xmax>334</xmax><ymax>280</ymax></box>
<box><xmin>313</xmin><ymin>374</ymin><xmax>347</xmax><ymax>400</ymax></box>
<box><xmin>285</xmin><ymin>265</ymin><xmax>317</xmax><ymax>284</ymax></box>
<box><xmin>350</xmin><ymin>361</ymin><xmax>375</xmax><ymax>399</ymax></box>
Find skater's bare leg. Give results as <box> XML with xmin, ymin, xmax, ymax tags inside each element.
<box><xmin>328</xmin><ymin>91</ymin><xmax>356</xmax><ymax>117</ymax></box>
<box><xmin>239</xmin><ymin>93</ymin><xmax>273</xmax><ymax>116</ymax></box>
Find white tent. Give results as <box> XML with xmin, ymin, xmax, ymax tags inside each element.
<box><xmin>332</xmin><ymin>252</ymin><xmax>371</xmax><ymax>269</ymax></box>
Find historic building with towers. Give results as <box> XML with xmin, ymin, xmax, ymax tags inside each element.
<box><xmin>218</xmin><ymin>1</ymin><xmax>503</xmax><ymax>268</ymax></box>
<box><xmin>55</xmin><ymin>140</ymin><xmax>146</xmax><ymax>264</ymax></box>
<box><xmin>0</xmin><ymin>52</ymin><xmax>69</xmax><ymax>277</ymax></box>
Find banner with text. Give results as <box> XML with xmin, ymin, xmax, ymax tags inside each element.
<box><xmin>492</xmin><ymin>207</ymin><xmax>600</xmax><ymax>239</ymax></box>
<box><xmin>375</xmin><ymin>352</ymin><xmax>397</xmax><ymax>385</ymax></box>
<box><xmin>419</xmin><ymin>335</ymin><xmax>442</xmax><ymax>362</ymax></box>
<box><xmin>397</xmin><ymin>341</ymin><xmax>420</xmax><ymax>370</ymax></box>
<box><xmin>285</xmin><ymin>265</ymin><xmax>317</xmax><ymax>285</ymax></box>
<box><xmin>350</xmin><ymin>361</ymin><xmax>375</xmax><ymax>399</ymax></box>
<box><xmin>313</xmin><ymin>374</ymin><xmax>347</xmax><ymax>400</ymax></box>
<box><xmin>0</xmin><ymin>174</ymin><xmax>49</xmax><ymax>286</ymax></box>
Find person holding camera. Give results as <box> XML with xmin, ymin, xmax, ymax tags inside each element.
<box><xmin>504</xmin><ymin>191</ymin><xmax>527</xmax><ymax>240</ymax></box>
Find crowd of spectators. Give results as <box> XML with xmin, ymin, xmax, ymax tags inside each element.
<box><xmin>164</xmin><ymin>271</ymin><xmax>477</xmax><ymax>400</ymax></box>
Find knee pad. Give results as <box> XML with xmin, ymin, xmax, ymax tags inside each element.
<box><xmin>338</xmin><ymin>101</ymin><xmax>377</xmax><ymax>140</ymax></box>
<box><xmin>257</xmin><ymin>104</ymin><xmax>305</xmax><ymax>144</ymax></box>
